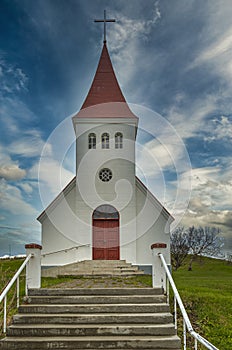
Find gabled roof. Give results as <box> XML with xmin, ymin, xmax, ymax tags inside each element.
<box><xmin>37</xmin><ymin>177</ymin><xmax>76</xmax><ymax>223</ymax></box>
<box><xmin>135</xmin><ymin>176</ymin><xmax>174</xmax><ymax>222</ymax></box>
<box><xmin>74</xmin><ymin>43</ymin><xmax>137</xmax><ymax>119</ymax></box>
<box><xmin>37</xmin><ymin>176</ymin><xmax>174</xmax><ymax>223</ymax></box>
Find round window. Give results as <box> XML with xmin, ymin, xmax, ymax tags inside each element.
<box><xmin>99</xmin><ymin>168</ymin><xmax>113</xmax><ymax>182</ymax></box>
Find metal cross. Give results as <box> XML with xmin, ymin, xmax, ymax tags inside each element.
<box><xmin>94</xmin><ymin>10</ymin><xmax>116</xmax><ymax>43</ymax></box>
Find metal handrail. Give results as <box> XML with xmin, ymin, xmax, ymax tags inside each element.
<box><xmin>42</xmin><ymin>244</ymin><xmax>90</xmax><ymax>257</ymax></box>
<box><xmin>158</xmin><ymin>253</ymin><xmax>219</xmax><ymax>350</ymax></box>
<box><xmin>0</xmin><ymin>253</ymin><xmax>33</xmax><ymax>333</ymax></box>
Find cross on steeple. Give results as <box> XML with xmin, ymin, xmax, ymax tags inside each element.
<box><xmin>94</xmin><ymin>10</ymin><xmax>116</xmax><ymax>44</ymax></box>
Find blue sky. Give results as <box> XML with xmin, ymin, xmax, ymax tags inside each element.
<box><xmin>0</xmin><ymin>0</ymin><xmax>232</xmax><ymax>256</ymax></box>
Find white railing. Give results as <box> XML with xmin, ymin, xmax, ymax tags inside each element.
<box><xmin>0</xmin><ymin>254</ymin><xmax>33</xmax><ymax>333</ymax></box>
<box><xmin>158</xmin><ymin>253</ymin><xmax>219</xmax><ymax>350</ymax></box>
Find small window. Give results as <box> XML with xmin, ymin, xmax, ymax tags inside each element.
<box><xmin>115</xmin><ymin>132</ymin><xmax>123</xmax><ymax>149</ymax></box>
<box><xmin>88</xmin><ymin>133</ymin><xmax>96</xmax><ymax>149</ymax></box>
<box><xmin>102</xmin><ymin>133</ymin><xmax>109</xmax><ymax>149</ymax></box>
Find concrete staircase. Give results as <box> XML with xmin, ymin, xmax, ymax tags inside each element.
<box><xmin>42</xmin><ymin>260</ymin><xmax>144</xmax><ymax>277</ymax></box>
<box><xmin>0</xmin><ymin>287</ymin><xmax>181</xmax><ymax>349</ymax></box>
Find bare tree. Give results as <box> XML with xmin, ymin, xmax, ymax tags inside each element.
<box><xmin>171</xmin><ymin>227</ymin><xmax>189</xmax><ymax>270</ymax></box>
<box><xmin>186</xmin><ymin>226</ymin><xmax>223</xmax><ymax>271</ymax></box>
<box><xmin>171</xmin><ymin>226</ymin><xmax>223</xmax><ymax>271</ymax></box>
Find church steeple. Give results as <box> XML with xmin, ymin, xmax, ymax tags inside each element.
<box><xmin>75</xmin><ymin>42</ymin><xmax>137</xmax><ymax>119</ymax></box>
<box><xmin>81</xmin><ymin>43</ymin><xmax>126</xmax><ymax>109</ymax></box>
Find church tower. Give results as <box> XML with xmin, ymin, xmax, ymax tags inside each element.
<box><xmin>72</xmin><ymin>42</ymin><xmax>139</xmax><ymax>263</ymax></box>
<box><xmin>38</xmin><ymin>22</ymin><xmax>173</xmax><ymax>270</ymax></box>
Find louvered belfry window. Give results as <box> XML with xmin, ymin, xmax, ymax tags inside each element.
<box><xmin>115</xmin><ymin>132</ymin><xmax>123</xmax><ymax>149</ymax></box>
<box><xmin>102</xmin><ymin>133</ymin><xmax>109</xmax><ymax>149</ymax></box>
<box><xmin>88</xmin><ymin>133</ymin><xmax>96</xmax><ymax>149</ymax></box>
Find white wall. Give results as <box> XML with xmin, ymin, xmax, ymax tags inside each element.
<box><xmin>41</xmin><ymin>182</ymin><xmax>92</xmax><ymax>266</ymax></box>
<box><xmin>135</xmin><ymin>180</ymin><xmax>171</xmax><ymax>266</ymax></box>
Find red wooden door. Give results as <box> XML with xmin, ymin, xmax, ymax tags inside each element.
<box><xmin>93</xmin><ymin>219</ymin><xmax>119</xmax><ymax>260</ymax></box>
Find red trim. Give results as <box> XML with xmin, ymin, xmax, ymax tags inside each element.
<box><xmin>151</xmin><ymin>243</ymin><xmax>167</xmax><ymax>249</ymax></box>
<box><xmin>25</xmin><ymin>243</ymin><xmax>42</xmax><ymax>250</ymax></box>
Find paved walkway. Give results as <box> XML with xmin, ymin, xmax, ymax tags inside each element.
<box><xmin>47</xmin><ymin>276</ymin><xmax>152</xmax><ymax>289</ymax></box>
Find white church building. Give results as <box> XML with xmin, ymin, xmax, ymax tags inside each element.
<box><xmin>37</xmin><ymin>41</ymin><xmax>173</xmax><ymax>272</ymax></box>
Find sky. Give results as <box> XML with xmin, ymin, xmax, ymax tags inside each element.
<box><xmin>0</xmin><ymin>0</ymin><xmax>232</xmax><ymax>256</ymax></box>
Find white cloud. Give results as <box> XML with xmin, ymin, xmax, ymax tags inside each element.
<box><xmin>187</xmin><ymin>1</ymin><xmax>232</xmax><ymax>89</ymax></box>
<box><xmin>0</xmin><ymin>164</ymin><xmax>26</xmax><ymax>181</ymax></box>
<box><xmin>136</xmin><ymin>138</ymin><xmax>186</xmax><ymax>179</ymax></box>
<box><xmin>0</xmin><ymin>144</ymin><xmax>26</xmax><ymax>181</ymax></box>
<box><xmin>170</xmin><ymin>164</ymin><xmax>232</xmax><ymax>232</ymax></box>
<box><xmin>190</xmin><ymin>27</ymin><xmax>232</xmax><ymax>76</ymax></box>
<box><xmin>0</xmin><ymin>96</ymin><xmax>37</xmax><ymax>142</ymax></box>
<box><xmin>0</xmin><ymin>179</ymin><xmax>37</xmax><ymax>215</ymax></box>
<box><xmin>106</xmin><ymin>2</ymin><xmax>161</xmax><ymax>89</ymax></box>
<box><xmin>204</xmin><ymin>115</ymin><xmax>232</xmax><ymax>142</ymax></box>
<box><xmin>166</xmin><ymin>93</ymin><xmax>219</xmax><ymax>139</ymax></box>
<box><xmin>193</xmin><ymin>28</ymin><xmax>232</xmax><ymax>63</ymax></box>
<box><xmin>19</xmin><ymin>183</ymin><xmax>33</xmax><ymax>194</ymax></box>
<box><xmin>0</xmin><ymin>58</ymin><xmax>28</xmax><ymax>95</ymax></box>
<box><xmin>39</xmin><ymin>157</ymin><xmax>74</xmax><ymax>193</ymax></box>
<box><xmin>29</xmin><ymin>154</ymin><xmax>74</xmax><ymax>208</ymax></box>
<box><xmin>8</xmin><ymin>136</ymin><xmax>46</xmax><ymax>157</ymax></box>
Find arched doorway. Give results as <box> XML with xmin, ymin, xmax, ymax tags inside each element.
<box><xmin>92</xmin><ymin>205</ymin><xmax>119</xmax><ymax>260</ymax></box>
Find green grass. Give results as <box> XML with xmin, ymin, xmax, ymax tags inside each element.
<box><xmin>172</xmin><ymin>256</ymin><xmax>232</xmax><ymax>349</ymax></box>
<box><xmin>41</xmin><ymin>276</ymin><xmax>82</xmax><ymax>288</ymax></box>
<box><xmin>0</xmin><ymin>258</ymin><xmax>27</xmax><ymax>338</ymax></box>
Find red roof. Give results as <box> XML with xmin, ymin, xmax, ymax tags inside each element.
<box><xmin>75</xmin><ymin>43</ymin><xmax>137</xmax><ymax>119</ymax></box>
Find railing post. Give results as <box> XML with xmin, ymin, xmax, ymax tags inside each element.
<box><xmin>3</xmin><ymin>295</ymin><xmax>7</xmax><ymax>333</ymax></box>
<box><xmin>16</xmin><ymin>277</ymin><xmax>20</xmax><ymax>308</ymax></box>
<box><xmin>151</xmin><ymin>243</ymin><xmax>167</xmax><ymax>292</ymax></box>
<box><xmin>25</xmin><ymin>243</ymin><xmax>42</xmax><ymax>290</ymax></box>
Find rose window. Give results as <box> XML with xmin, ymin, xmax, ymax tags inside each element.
<box><xmin>99</xmin><ymin>168</ymin><xmax>113</xmax><ymax>182</ymax></box>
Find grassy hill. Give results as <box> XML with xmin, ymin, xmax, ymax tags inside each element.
<box><xmin>172</xmin><ymin>256</ymin><xmax>232</xmax><ymax>349</ymax></box>
<box><xmin>0</xmin><ymin>256</ymin><xmax>231</xmax><ymax>348</ymax></box>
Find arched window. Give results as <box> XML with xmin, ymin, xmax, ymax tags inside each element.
<box><xmin>101</xmin><ymin>133</ymin><xmax>109</xmax><ymax>149</ymax></box>
<box><xmin>93</xmin><ymin>205</ymin><xmax>119</xmax><ymax>219</ymax></box>
<box><xmin>88</xmin><ymin>133</ymin><xmax>96</xmax><ymax>149</ymax></box>
<box><xmin>115</xmin><ymin>132</ymin><xmax>123</xmax><ymax>149</ymax></box>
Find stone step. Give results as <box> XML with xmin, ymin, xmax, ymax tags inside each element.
<box><xmin>0</xmin><ymin>335</ymin><xmax>181</xmax><ymax>349</ymax></box>
<box><xmin>13</xmin><ymin>312</ymin><xmax>174</xmax><ymax>325</ymax></box>
<box><xmin>72</xmin><ymin>268</ymin><xmax>140</xmax><ymax>272</ymax></box>
<box><xmin>7</xmin><ymin>323</ymin><xmax>176</xmax><ymax>337</ymax></box>
<box><xmin>0</xmin><ymin>286</ymin><xmax>181</xmax><ymax>350</ymax></box>
<box><xmin>71</xmin><ymin>260</ymin><xmax>128</xmax><ymax>265</ymax></box>
<box><xmin>28</xmin><ymin>288</ymin><xmax>163</xmax><ymax>296</ymax></box>
<box><xmin>68</xmin><ymin>265</ymin><xmax>138</xmax><ymax>270</ymax></box>
<box><xmin>41</xmin><ymin>260</ymin><xmax>144</xmax><ymax>277</ymax></box>
<box><xmin>18</xmin><ymin>303</ymin><xmax>170</xmax><ymax>314</ymax></box>
<box><xmin>60</xmin><ymin>271</ymin><xmax>145</xmax><ymax>276</ymax></box>
<box><xmin>60</xmin><ymin>267</ymin><xmax>142</xmax><ymax>272</ymax></box>
<box><xmin>26</xmin><ymin>295</ymin><xmax>166</xmax><ymax>304</ymax></box>
<box><xmin>56</xmin><ymin>269</ymin><xmax>144</xmax><ymax>276</ymax></box>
